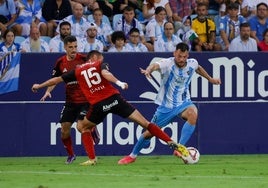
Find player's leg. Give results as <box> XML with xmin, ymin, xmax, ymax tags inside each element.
<box><xmin>77</xmin><ymin>103</ymin><xmax>100</xmax><ymax>145</ymax></box>
<box><xmin>61</xmin><ymin>122</ymin><xmax>76</xmax><ymax>164</ymax></box>
<box><xmin>76</xmin><ymin>117</ymin><xmax>97</xmax><ymax>166</ymax></box>
<box><xmin>127</xmin><ymin>109</ymin><xmax>190</xmax><ymax>157</ymax></box>
<box><xmin>118</xmin><ymin>130</ymin><xmax>152</xmax><ymax>164</ymax></box>
<box><xmin>118</xmin><ymin>108</ymin><xmax>177</xmax><ymax>164</ymax></box>
<box><xmin>179</xmin><ymin>105</ymin><xmax>198</xmax><ymax>145</ymax></box>
<box><xmin>60</xmin><ymin>104</ymin><xmax>78</xmax><ymax>164</ymax></box>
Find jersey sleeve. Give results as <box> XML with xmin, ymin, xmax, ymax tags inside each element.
<box><xmin>61</xmin><ymin>70</ymin><xmax>76</xmax><ymax>83</ymax></box>
<box><xmin>101</xmin><ymin>63</ymin><xmax>109</xmax><ymax>71</ymax></box>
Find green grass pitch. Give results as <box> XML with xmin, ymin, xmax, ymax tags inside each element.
<box><xmin>0</xmin><ymin>155</ymin><xmax>268</xmax><ymax>188</ymax></box>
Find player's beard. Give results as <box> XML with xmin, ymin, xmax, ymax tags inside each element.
<box><xmin>30</xmin><ymin>39</ymin><xmax>41</xmax><ymax>52</ymax></box>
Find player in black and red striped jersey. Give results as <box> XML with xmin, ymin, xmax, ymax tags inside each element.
<box><xmin>39</xmin><ymin>36</ymin><xmax>99</xmax><ymax>164</ymax></box>
<box><xmin>32</xmin><ymin>49</ymin><xmax>191</xmax><ymax>166</ymax></box>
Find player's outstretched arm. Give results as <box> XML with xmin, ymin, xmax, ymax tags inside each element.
<box><xmin>196</xmin><ymin>65</ymin><xmax>221</xmax><ymax>85</ymax></box>
<box><xmin>32</xmin><ymin>77</ymin><xmax>64</xmax><ymax>93</ymax></box>
<box><xmin>40</xmin><ymin>86</ymin><xmax>56</xmax><ymax>101</ymax></box>
<box><xmin>101</xmin><ymin>69</ymin><xmax>128</xmax><ymax>90</ymax></box>
<box><xmin>140</xmin><ymin>63</ymin><xmax>160</xmax><ymax>79</ymax></box>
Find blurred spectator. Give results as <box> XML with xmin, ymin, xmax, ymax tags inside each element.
<box><xmin>154</xmin><ymin>21</ymin><xmax>182</xmax><ymax>52</ymax></box>
<box><xmin>142</xmin><ymin>0</ymin><xmax>172</xmax><ymax>24</ymax></box>
<box><xmin>248</xmin><ymin>2</ymin><xmax>268</xmax><ymax>44</ymax></box>
<box><xmin>114</xmin><ymin>6</ymin><xmax>153</xmax><ymax>49</ymax></box>
<box><xmin>15</xmin><ymin>0</ymin><xmax>47</xmax><ymax>37</ymax></box>
<box><xmin>108</xmin><ymin>30</ymin><xmax>130</xmax><ymax>52</ymax></box>
<box><xmin>81</xmin><ymin>22</ymin><xmax>104</xmax><ymax>52</ymax></box>
<box><xmin>97</xmin><ymin>0</ymin><xmax>128</xmax><ymax>17</ymax></box>
<box><xmin>241</xmin><ymin>0</ymin><xmax>268</xmax><ymax>20</ymax></box>
<box><xmin>0</xmin><ymin>29</ymin><xmax>22</xmax><ymax>52</ymax></box>
<box><xmin>0</xmin><ymin>0</ymin><xmax>22</xmax><ymax>36</ymax></box>
<box><xmin>125</xmin><ymin>27</ymin><xmax>148</xmax><ymax>51</ymax></box>
<box><xmin>42</xmin><ymin>0</ymin><xmax>73</xmax><ymax>37</ymax></box>
<box><xmin>169</xmin><ymin>0</ymin><xmax>197</xmax><ymax>23</ymax></box>
<box><xmin>56</xmin><ymin>3</ymin><xmax>90</xmax><ymax>38</ymax></box>
<box><xmin>145</xmin><ymin>6</ymin><xmax>167</xmax><ymax>44</ymax></box>
<box><xmin>91</xmin><ymin>8</ymin><xmax>113</xmax><ymax>51</ymax></box>
<box><xmin>114</xmin><ymin>6</ymin><xmax>144</xmax><ymax>39</ymax></box>
<box><xmin>228</xmin><ymin>22</ymin><xmax>258</xmax><ymax>51</ymax></box>
<box><xmin>20</xmin><ymin>25</ymin><xmax>50</xmax><ymax>52</ymax></box>
<box><xmin>83</xmin><ymin>0</ymin><xmax>100</xmax><ymax>15</ymax></box>
<box><xmin>219</xmin><ymin>2</ymin><xmax>246</xmax><ymax>51</ymax></box>
<box><xmin>191</xmin><ymin>3</ymin><xmax>221</xmax><ymax>51</ymax></box>
<box><xmin>176</xmin><ymin>16</ymin><xmax>199</xmax><ymax>51</ymax></box>
<box><xmin>215</xmin><ymin>0</ymin><xmax>227</xmax><ymax>17</ymax></box>
<box><xmin>258</xmin><ymin>28</ymin><xmax>268</xmax><ymax>51</ymax></box>
<box><xmin>49</xmin><ymin>21</ymin><xmax>84</xmax><ymax>52</ymax></box>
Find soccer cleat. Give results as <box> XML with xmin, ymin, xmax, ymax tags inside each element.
<box><xmin>91</xmin><ymin>127</ymin><xmax>100</xmax><ymax>144</ymax></box>
<box><xmin>173</xmin><ymin>150</ymin><xmax>182</xmax><ymax>158</ymax></box>
<box><xmin>169</xmin><ymin>143</ymin><xmax>190</xmax><ymax>158</ymax></box>
<box><xmin>65</xmin><ymin>155</ymin><xmax>76</xmax><ymax>164</ymax></box>
<box><xmin>118</xmin><ymin>156</ymin><xmax>136</xmax><ymax>165</ymax></box>
<box><xmin>80</xmin><ymin>159</ymin><xmax>97</xmax><ymax>166</ymax></box>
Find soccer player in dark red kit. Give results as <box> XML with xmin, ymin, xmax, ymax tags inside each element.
<box><xmin>32</xmin><ymin>50</ymin><xmax>191</xmax><ymax>166</ymax></box>
<box><xmin>39</xmin><ymin>36</ymin><xmax>99</xmax><ymax>164</ymax></box>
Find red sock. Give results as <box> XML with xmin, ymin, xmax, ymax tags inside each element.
<box><xmin>82</xmin><ymin>131</ymin><xmax>96</xmax><ymax>160</ymax></box>
<box><xmin>147</xmin><ymin>123</ymin><xmax>172</xmax><ymax>143</ymax></box>
<box><xmin>61</xmin><ymin>136</ymin><xmax>74</xmax><ymax>156</ymax></box>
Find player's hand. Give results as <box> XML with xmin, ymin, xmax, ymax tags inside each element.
<box><xmin>140</xmin><ymin>67</ymin><xmax>152</xmax><ymax>79</ymax></box>
<box><xmin>31</xmin><ymin>84</ymin><xmax>40</xmax><ymax>93</ymax></box>
<box><xmin>116</xmin><ymin>80</ymin><xmax>128</xmax><ymax>90</ymax></box>
<box><xmin>40</xmin><ymin>91</ymin><xmax>52</xmax><ymax>101</ymax></box>
<box><xmin>210</xmin><ymin>78</ymin><xmax>221</xmax><ymax>85</ymax></box>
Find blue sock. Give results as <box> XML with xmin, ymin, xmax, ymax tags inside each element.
<box><xmin>179</xmin><ymin>122</ymin><xmax>195</xmax><ymax>145</ymax></box>
<box><xmin>130</xmin><ymin>136</ymin><xmax>151</xmax><ymax>158</ymax></box>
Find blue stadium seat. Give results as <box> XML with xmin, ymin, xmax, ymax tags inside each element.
<box><xmin>40</xmin><ymin>36</ymin><xmax>51</xmax><ymax>44</ymax></box>
<box><xmin>14</xmin><ymin>36</ymin><xmax>26</xmax><ymax>44</ymax></box>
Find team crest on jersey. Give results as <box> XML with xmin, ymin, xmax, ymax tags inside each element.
<box><xmin>62</xmin><ymin>68</ymin><xmax>67</xmax><ymax>73</ymax></box>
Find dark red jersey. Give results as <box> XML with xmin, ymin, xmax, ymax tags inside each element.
<box><xmin>62</xmin><ymin>60</ymin><xmax>120</xmax><ymax>105</ymax></box>
<box><xmin>52</xmin><ymin>53</ymin><xmax>87</xmax><ymax>103</ymax></box>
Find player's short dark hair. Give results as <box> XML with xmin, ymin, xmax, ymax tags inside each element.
<box><xmin>111</xmin><ymin>31</ymin><xmax>126</xmax><ymax>43</ymax></box>
<box><xmin>63</xmin><ymin>35</ymin><xmax>77</xmax><ymax>45</ymax></box>
<box><xmin>86</xmin><ymin>50</ymin><xmax>102</xmax><ymax>60</ymax></box>
<box><xmin>176</xmin><ymin>42</ymin><xmax>189</xmax><ymax>52</ymax></box>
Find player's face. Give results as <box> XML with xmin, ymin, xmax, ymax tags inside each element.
<box><xmin>64</xmin><ymin>41</ymin><xmax>78</xmax><ymax>60</ymax></box>
<box><xmin>173</xmin><ymin>49</ymin><xmax>189</xmax><ymax>68</ymax></box>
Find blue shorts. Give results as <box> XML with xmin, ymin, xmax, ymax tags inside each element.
<box><xmin>151</xmin><ymin>101</ymin><xmax>195</xmax><ymax>128</ymax></box>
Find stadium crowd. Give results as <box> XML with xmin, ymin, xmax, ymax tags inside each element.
<box><xmin>0</xmin><ymin>0</ymin><xmax>268</xmax><ymax>52</ymax></box>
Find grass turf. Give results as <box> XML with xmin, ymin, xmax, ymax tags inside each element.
<box><xmin>0</xmin><ymin>155</ymin><xmax>268</xmax><ymax>188</ymax></box>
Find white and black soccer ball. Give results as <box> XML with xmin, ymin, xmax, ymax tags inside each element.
<box><xmin>183</xmin><ymin>147</ymin><xmax>200</xmax><ymax>164</ymax></box>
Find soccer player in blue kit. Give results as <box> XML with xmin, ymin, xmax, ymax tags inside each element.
<box><xmin>118</xmin><ymin>42</ymin><xmax>221</xmax><ymax>164</ymax></box>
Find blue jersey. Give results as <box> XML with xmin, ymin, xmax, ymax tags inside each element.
<box><xmin>155</xmin><ymin>57</ymin><xmax>198</xmax><ymax>108</ymax></box>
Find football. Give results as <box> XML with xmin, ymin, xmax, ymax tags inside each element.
<box><xmin>183</xmin><ymin>147</ymin><xmax>200</xmax><ymax>164</ymax></box>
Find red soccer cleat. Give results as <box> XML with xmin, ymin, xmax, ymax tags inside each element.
<box><xmin>118</xmin><ymin>156</ymin><xmax>136</xmax><ymax>165</ymax></box>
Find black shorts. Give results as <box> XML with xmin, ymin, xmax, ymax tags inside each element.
<box><xmin>86</xmin><ymin>94</ymin><xmax>135</xmax><ymax>124</ymax></box>
<box><xmin>59</xmin><ymin>103</ymin><xmax>90</xmax><ymax>123</ymax></box>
